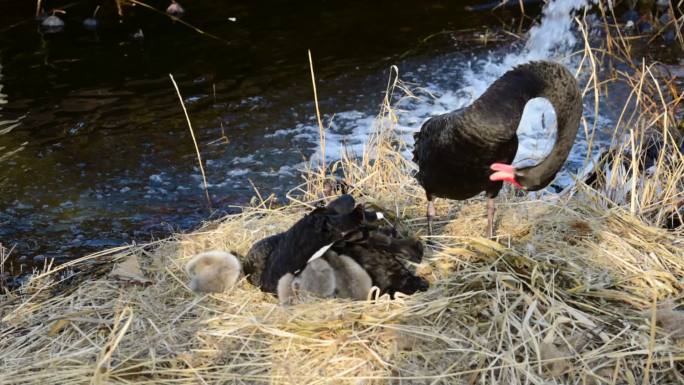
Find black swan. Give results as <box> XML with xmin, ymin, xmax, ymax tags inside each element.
<box><xmin>412</xmin><ymin>60</ymin><xmax>582</xmax><ymax>235</ymax></box>
<box><xmin>243</xmin><ymin>197</ymin><xmax>367</xmax><ymax>294</ymax></box>
<box><xmin>245</xmin><ymin>194</ymin><xmax>428</xmax><ymax>300</ymax></box>
<box><xmin>321</xmin><ymin>196</ymin><xmax>429</xmax><ymax>297</ymax></box>
<box><xmin>185</xmin><ymin>251</ymin><xmax>241</xmax><ymax>293</ymax></box>
<box><xmin>331</xmin><ymin>227</ymin><xmax>428</xmax><ymax>297</ymax></box>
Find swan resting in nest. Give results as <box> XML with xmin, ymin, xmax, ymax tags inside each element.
<box><xmin>186</xmin><ymin>194</ymin><xmax>428</xmax><ymax>303</ymax></box>
<box><xmin>243</xmin><ymin>195</ymin><xmax>370</xmax><ymax>294</ymax></box>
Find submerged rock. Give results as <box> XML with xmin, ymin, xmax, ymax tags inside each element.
<box><xmin>83</xmin><ymin>6</ymin><xmax>100</xmax><ymax>30</ymax></box>
<box><xmin>83</xmin><ymin>18</ymin><xmax>98</xmax><ymax>30</ymax></box>
<box><xmin>659</xmin><ymin>13</ymin><xmax>671</xmax><ymax>25</ymax></box>
<box><xmin>658</xmin><ymin>14</ymin><xmax>678</xmax><ymax>42</ymax></box>
<box><xmin>663</xmin><ymin>29</ymin><xmax>676</xmax><ymax>42</ymax></box>
<box><xmin>131</xmin><ymin>28</ymin><xmax>144</xmax><ymax>41</ymax></box>
<box><xmin>624</xmin><ymin>20</ymin><xmax>636</xmax><ymax>34</ymax></box>
<box><xmin>166</xmin><ymin>1</ymin><xmax>185</xmax><ymax>17</ymax></box>
<box><xmin>638</xmin><ymin>20</ymin><xmax>653</xmax><ymax>33</ymax></box>
<box><xmin>41</xmin><ymin>15</ymin><xmax>65</xmax><ymax>33</ymax></box>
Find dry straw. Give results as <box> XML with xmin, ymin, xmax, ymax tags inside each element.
<box><xmin>169</xmin><ymin>74</ymin><xmax>213</xmax><ymax>212</ymax></box>
<box><xmin>1</xmin><ymin>9</ymin><xmax>684</xmax><ymax>385</ymax></box>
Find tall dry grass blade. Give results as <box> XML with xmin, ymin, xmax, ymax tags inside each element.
<box><xmin>308</xmin><ymin>49</ymin><xmax>326</xmax><ymax>179</ymax></box>
<box><xmin>169</xmin><ymin>74</ymin><xmax>212</xmax><ymax>211</ymax></box>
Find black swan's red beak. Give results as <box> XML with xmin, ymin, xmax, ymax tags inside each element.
<box><xmin>489</xmin><ymin>163</ymin><xmax>523</xmax><ymax>189</ymax></box>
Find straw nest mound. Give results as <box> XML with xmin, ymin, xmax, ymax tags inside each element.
<box><xmin>2</xmin><ymin>138</ymin><xmax>683</xmax><ymax>384</ymax></box>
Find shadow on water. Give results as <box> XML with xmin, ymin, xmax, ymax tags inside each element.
<box><xmin>0</xmin><ymin>0</ymin><xmax>540</xmax><ymax>277</ymax></box>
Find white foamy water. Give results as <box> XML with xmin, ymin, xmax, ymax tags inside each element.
<box><xmin>270</xmin><ymin>0</ymin><xmax>608</xmax><ymax>192</ymax></box>
<box><xmin>0</xmin><ymin>65</ymin><xmax>6</xmax><ymax>105</ymax></box>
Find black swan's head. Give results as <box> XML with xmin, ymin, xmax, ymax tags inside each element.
<box><xmin>489</xmin><ymin>162</ymin><xmax>558</xmax><ymax>191</ymax></box>
<box><xmin>324</xmin><ymin>194</ymin><xmax>356</xmax><ymax>215</ymax></box>
<box><xmin>307</xmin><ymin>204</ymin><xmax>366</xmax><ymax>242</ymax></box>
<box><xmin>489</xmin><ymin>163</ymin><xmax>524</xmax><ymax>189</ymax></box>
<box><xmin>486</xmin><ymin>61</ymin><xmax>583</xmax><ymax>192</ymax></box>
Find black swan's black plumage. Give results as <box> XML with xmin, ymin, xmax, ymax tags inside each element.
<box><xmin>331</xmin><ymin>227</ymin><xmax>428</xmax><ymax>297</ymax></box>
<box><xmin>322</xmin><ymin>196</ymin><xmax>427</xmax><ymax>295</ymax></box>
<box><xmin>244</xmin><ymin>194</ymin><xmax>428</xmax><ymax>297</ymax></box>
<box><xmin>323</xmin><ymin>199</ymin><xmax>428</xmax><ymax>296</ymax></box>
<box><xmin>243</xmin><ymin>201</ymin><xmax>365</xmax><ymax>294</ymax></box>
<box><xmin>413</xmin><ymin>61</ymin><xmax>582</xmax><ymax>232</ymax></box>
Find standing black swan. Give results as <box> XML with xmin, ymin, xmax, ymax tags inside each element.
<box><xmin>413</xmin><ymin>60</ymin><xmax>582</xmax><ymax>235</ymax></box>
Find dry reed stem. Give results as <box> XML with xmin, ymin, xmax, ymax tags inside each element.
<box><xmin>169</xmin><ymin>74</ymin><xmax>213</xmax><ymax>212</ymax></box>
<box><xmin>308</xmin><ymin>50</ymin><xmax>326</xmax><ymax>179</ymax></box>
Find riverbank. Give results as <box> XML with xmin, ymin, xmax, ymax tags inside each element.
<box><xmin>1</xmin><ymin>3</ymin><xmax>684</xmax><ymax>385</ymax></box>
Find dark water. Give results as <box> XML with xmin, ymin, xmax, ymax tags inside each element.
<box><xmin>0</xmin><ymin>0</ymin><xmax>540</xmax><ymax>274</ymax></box>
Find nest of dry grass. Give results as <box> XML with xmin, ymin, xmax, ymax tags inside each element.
<box><xmin>3</xmin><ymin>168</ymin><xmax>684</xmax><ymax>385</ymax></box>
<box><xmin>2</xmin><ymin>7</ymin><xmax>684</xmax><ymax>385</ymax></box>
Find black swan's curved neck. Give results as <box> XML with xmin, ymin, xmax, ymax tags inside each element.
<box><xmin>466</xmin><ymin>61</ymin><xmax>583</xmax><ymax>190</ymax></box>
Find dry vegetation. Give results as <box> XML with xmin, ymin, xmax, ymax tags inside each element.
<box><xmin>1</xmin><ymin>7</ymin><xmax>684</xmax><ymax>385</ymax></box>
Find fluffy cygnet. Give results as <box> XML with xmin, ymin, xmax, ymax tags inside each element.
<box><xmin>292</xmin><ymin>258</ymin><xmax>336</xmax><ymax>299</ymax></box>
<box><xmin>326</xmin><ymin>252</ymin><xmax>372</xmax><ymax>300</ymax></box>
<box><xmin>277</xmin><ymin>273</ymin><xmax>296</xmax><ymax>305</ymax></box>
<box><xmin>185</xmin><ymin>251</ymin><xmax>241</xmax><ymax>293</ymax></box>
<box><xmin>277</xmin><ymin>259</ymin><xmax>336</xmax><ymax>305</ymax></box>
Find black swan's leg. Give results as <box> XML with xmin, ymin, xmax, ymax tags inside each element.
<box><xmin>487</xmin><ymin>196</ymin><xmax>496</xmax><ymax>237</ymax></box>
<box><xmin>427</xmin><ymin>195</ymin><xmax>435</xmax><ymax>236</ymax></box>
